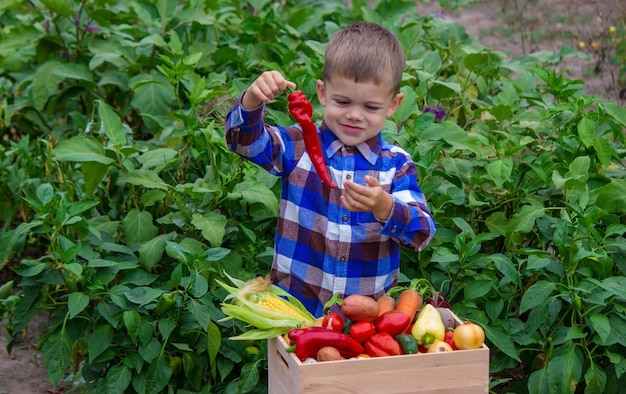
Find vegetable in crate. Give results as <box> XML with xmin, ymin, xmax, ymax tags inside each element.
<box><xmin>411</xmin><ymin>304</ymin><xmax>445</xmax><ymax>348</ymax></box>
<box><xmin>217</xmin><ymin>273</ymin><xmax>316</xmax><ymax>340</ymax></box>
<box><xmin>364</xmin><ymin>332</ymin><xmax>403</xmax><ymax>357</ymax></box>
<box><xmin>453</xmin><ymin>322</ymin><xmax>485</xmax><ymax>349</ymax></box>
<box><xmin>321</xmin><ymin>313</ymin><xmax>344</xmax><ymax>332</ymax></box>
<box><xmin>349</xmin><ymin>321</ymin><xmax>375</xmax><ymax>343</ymax></box>
<box><xmin>288</xmin><ymin>327</ymin><xmax>364</xmax><ymax>361</ymax></box>
<box><xmin>395</xmin><ymin>333</ymin><xmax>418</xmax><ymax>354</ymax></box>
<box><xmin>341</xmin><ymin>294</ymin><xmax>379</xmax><ymax>322</ymax></box>
<box><xmin>374</xmin><ymin>310</ymin><xmax>411</xmax><ymax>336</ymax></box>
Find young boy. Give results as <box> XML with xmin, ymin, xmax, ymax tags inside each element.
<box><xmin>225</xmin><ymin>21</ymin><xmax>436</xmax><ymax>317</ymax></box>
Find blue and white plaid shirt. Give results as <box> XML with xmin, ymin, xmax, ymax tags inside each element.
<box><xmin>225</xmin><ymin>96</ymin><xmax>436</xmax><ymax>317</ymax></box>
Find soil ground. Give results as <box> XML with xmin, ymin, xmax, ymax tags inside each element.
<box><xmin>1</xmin><ymin>1</ymin><xmax>624</xmax><ymax>393</ymax></box>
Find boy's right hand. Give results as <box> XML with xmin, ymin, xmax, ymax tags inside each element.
<box><xmin>241</xmin><ymin>71</ymin><xmax>297</xmax><ymax>109</ymax></box>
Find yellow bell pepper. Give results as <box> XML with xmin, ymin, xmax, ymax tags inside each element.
<box><xmin>411</xmin><ymin>304</ymin><xmax>445</xmax><ymax>348</ymax></box>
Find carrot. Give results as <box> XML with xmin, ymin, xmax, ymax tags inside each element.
<box><xmin>376</xmin><ymin>294</ymin><xmax>396</xmax><ymax>316</ymax></box>
<box><xmin>395</xmin><ymin>289</ymin><xmax>423</xmax><ymax>323</ymax></box>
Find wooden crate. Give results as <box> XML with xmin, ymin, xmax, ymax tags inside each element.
<box><xmin>267</xmin><ymin>311</ymin><xmax>489</xmax><ymax>394</ymax></box>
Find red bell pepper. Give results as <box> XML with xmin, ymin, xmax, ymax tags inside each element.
<box><xmin>349</xmin><ymin>321</ymin><xmax>375</xmax><ymax>343</ymax></box>
<box><xmin>374</xmin><ymin>310</ymin><xmax>411</xmax><ymax>337</ymax></box>
<box><xmin>288</xmin><ymin>327</ymin><xmax>364</xmax><ymax>361</ymax></box>
<box><xmin>444</xmin><ymin>330</ymin><xmax>458</xmax><ymax>350</ymax></box>
<box><xmin>287</xmin><ymin>91</ymin><xmax>338</xmax><ymax>189</ymax></box>
<box><xmin>364</xmin><ymin>332</ymin><xmax>403</xmax><ymax>357</ymax></box>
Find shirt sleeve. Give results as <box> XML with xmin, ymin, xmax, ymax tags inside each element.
<box><xmin>380</xmin><ymin>156</ymin><xmax>436</xmax><ymax>251</ymax></box>
<box><xmin>225</xmin><ymin>94</ymin><xmax>300</xmax><ymax>176</ymax></box>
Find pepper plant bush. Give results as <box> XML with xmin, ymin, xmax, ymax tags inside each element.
<box><xmin>1</xmin><ymin>0</ymin><xmax>626</xmax><ymax>393</ymax></box>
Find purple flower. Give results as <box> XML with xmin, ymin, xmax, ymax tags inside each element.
<box><xmin>434</xmin><ymin>12</ymin><xmax>445</xmax><ymax>19</ymax></box>
<box><xmin>84</xmin><ymin>24</ymin><xmax>100</xmax><ymax>32</ymax></box>
<box><xmin>422</xmin><ymin>106</ymin><xmax>446</xmax><ymax>121</ymax></box>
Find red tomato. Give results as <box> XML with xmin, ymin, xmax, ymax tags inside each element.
<box><xmin>321</xmin><ymin>313</ymin><xmax>345</xmax><ymax>332</ymax></box>
<box><xmin>349</xmin><ymin>321</ymin><xmax>375</xmax><ymax>343</ymax></box>
<box><xmin>453</xmin><ymin>322</ymin><xmax>485</xmax><ymax>350</ymax></box>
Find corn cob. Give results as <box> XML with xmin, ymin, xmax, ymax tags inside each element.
<box><xmin>217</xmin><ymin>272</ymin><xmax>316</xmax><ymax>340</ymax></box>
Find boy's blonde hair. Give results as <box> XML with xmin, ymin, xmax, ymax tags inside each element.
<box><xmin>322</xmin><ymin>22</ymin><xmax>405</xmax><ymax>94</ymax></box>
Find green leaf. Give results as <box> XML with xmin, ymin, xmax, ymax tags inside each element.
<box><xmin>124</xmin><ymin>287</ymin><xmax>163</xmax><ymax>306</ymax></box>
<box><xmin>491</xmin><ymin>253</ymin><xmax>521</xmax><ymax>287</ymax></box>
<box><xmin>592</xmin><ymin>137</ymin><xmax>614</xmax><ymax>167</ymax></box>
<box><xmin>138</xmin><ymin>148</ymin><xmax>178</xmax><ymax>171</ymax></box>
<box><xmin>601</xmin><ymin>101</ymin><xmax>626</xmax><ymax>127</ymax></box>
<box><xmin>520</xmin><ymin>280</ymin><xmax>556</xmax><ymax>313</ymax></box>
<box><xmin>188</xmin><ymin>299</ymin><xmax>211</xmax><ymax>331</ymax></box>
<box><xmin>130</xmin><ymin>72</ymin><xmax>175</xmax><ymax>116</ymax></box>
<box><xmin>52</xmin><ymin>136</ymin><xmax>115</xmax><ymax>164</ymax></box>
<box><xmin>41</xmin><ymin>0</ymin><xmax>73</xmax><ymax>16</ymax></box>
<box><xmin>191</xmin><ymin>212</ymin><xmax>227</xmax><ymax>247</ymax></box>
<box><xmin>119</xmin><ymin>169</ymin><xmax>170</xmax><ymax>190</ymax></box>
<box><xmin>106</xmin><ymin>365</ymin><xmax>132</xmax><ymax>394</ymax></box>
<box><xmin>42</xmin><ymin>329</ymin><xmax>72</xmax><ymax>387</ymax></box>
<box><xmin>595</xmin><ymin>180</ymin><xmax>626</xmax><ymax>213</ymax></box>
<box><xmin>123</xmin><ymin>310</ymin><xmax>142</xmax><ymax>343</ymax></box>
<box><xmin>482</xmin><ymin>323</ymin><xmax>520</xmax><ymax>361</ymax></box>
<box><xmin>589</xmin><ymin>314</ymin><xmax>611</xmax><ymax>344</ymax></box>
<box><xmin>68</xmin><ymin>292</ymin><xmax>90</xmax><ymax>319</ymax></box>
<box><xmin>123</xmin><ymin>209</ymin><xmax>158</xmax><ymax>245</ymax></box>
<box><xmin>393</xmin><ymin>86</ymin><xmax>419</xmax><ymax>123</ymax></box>
<box><xmin>98</xmin><ymin>101</ymin><xmax>128</xmax><ymax>147</ymax></box>
<box><xmin>238</xmin><ymin>362</ymin><xmax>260</xmax><ymax>392</ymax></box>
<box><xmin>32</xmin><ymin>61</ymin><xmax>65</xmax><ymax>110</ymax></box>
<box><xmin>190</xmin><ymin>270</ymin><xmax>209</xmax><ymax>298</ymax></box>
<box><xmin>228</xmin><ymin>180</ymin><xmax>279</xmax><ymax>217</ymax></box>
<box><xmin>89</xmin><ymin>325</ymin><xmax>114</xmax><ymax>363</ymax></box>
<box><xmin>584</xmin><ymin>361</ymin><xmax>607</xmax><ymax>394</ymax></box>
<box><xmin>436</xmin><ymin>122</ymin><xmax>483</xmax><ymax>155</ymax></box>
<box><xmin>80</xmin><ymin>161</ymin><xmax>109</xmax><ymax>195</ymax></box>
<box><xmin>0</xmin><ymin>26</ymin><xmax>39</xmax><ymax>58</ymax></box>
<box><xmin>53</xmin><ymin>63</ymin><xmax>94</xmax><ymax>83</ymax></box>
<box><xmin>144</xmin><ymin>354</ymin><xmax>171</xmax><ymax>394</ymax></box>
<box><xmin>577</xmin><ymin>116</ymin><xmax>594</xmax><ymax>148</ymax></box>
<box><xmin>463</xmin><ymin>279</ymin><xmax>492</xmax><ymax>300</ymax></box>
<box><xmin>158</xmin><ymin>317</ymin><xmax>176</xmax><ymax>340</ymax></box>
<box><xmin>139</xmin><ymin>233</ymin><xmax>173</xmax><ymax>271</ymax></box>
<box><xmin>487</xmin><ymin>158</ymin><xmax>513</xmax><ymax>186</ymax></box>
<box><xmin>207</xmin><ymin>320</ymin><xmax>221</xmax><ymax>363</ymax></box>
<box><xmin>545</xmin><ymin>343</ymin><xmax>583</xmax><ymax>394</ymax></box>
<box><xmin>508</xmin><ymin>203</ymin><xmax>545</xmax><ymax>235</ymax></box>
<box><xmin>0</xmin><ymin>280</ymin><xmax>14</xmax><ymax>299</ymax></box>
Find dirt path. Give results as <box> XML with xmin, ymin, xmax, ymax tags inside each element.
<box><xmin>417</xmin><ymin>0</ymin><xmax>625</xmax><ymax>102</ymax></box>
<box><xmin>0</xmin><ymin>315</ymin><xmax>58</xmax><ymax>394</ymax></box>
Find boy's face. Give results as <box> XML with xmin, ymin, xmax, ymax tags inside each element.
<box><xmin>316</xmin><ymin>76</ymin><xmax>403</xmax><ymax>146</ymax></box>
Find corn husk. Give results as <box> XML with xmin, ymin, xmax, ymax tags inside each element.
<box><xmin>217</xmin><ymin>272</ymin><xmax>316</xmax><ymax>340</ymax></box>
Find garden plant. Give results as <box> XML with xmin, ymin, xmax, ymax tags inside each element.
<box><xmin>1</xmin><ymin>0</ymin><xmax>626</xmax><ymax>393</ymax></box>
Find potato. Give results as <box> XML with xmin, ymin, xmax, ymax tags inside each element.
<box><xmin>316</xmin><ymin>346</ymin><xmax>345</xmax><ymax>362</ymax></box>
<box><xmin>341</xmin><ymin>294</ymin><xmax>379</xmax><ymax>322</ymax></box>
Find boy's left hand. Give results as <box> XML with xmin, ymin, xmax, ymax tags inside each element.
<box><xmin>341</xmin><ymin>176</ymin><xmax>393</xmax><ymax>221</ymax></box>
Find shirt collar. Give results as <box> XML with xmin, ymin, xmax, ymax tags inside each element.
<box><xmin>321</xmin><ymin>123</ymin><xmax>381</xmax><ymax>165</ymax></box>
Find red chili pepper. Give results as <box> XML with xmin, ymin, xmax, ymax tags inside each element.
<box><xmin>322</xmin><ymin>313</ymin><xmax>344</xmax><ymax>332</ymax></box>
<box><xmin>444</xmin><ymin>330</ymin><xmax>458</xmax><ymax>350</ymax></box>
<box><xmin>364</xmin><ymin>332</ymin><xmax>403</xmax><ymax>357</ymax></box>
<box><xmin>374</xmin><ymin>310</ymin><xmax>411</xmax><ymax>337</ymax></box>
<box><xmin>287</xmin><ymin>90</ymin><xmax>338</xmax><ymax>189</ymax></box>
<box><xmin>288</xmin><ymin>327</ymin><xmax>364</xmax><ymax>361</ymax></box>
<box><xmin>349</xmin><ymin>321</ymin><xmax>375</xmax><ymax>343</ymax></box>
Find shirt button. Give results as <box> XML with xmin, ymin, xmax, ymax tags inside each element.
<box><xmin>342</xmin><ymin>215</ymin><xmax>348</xmax><ymax>222</ymax></box>
<box><xmin>340</xmin><ymin>256</ymin><xmax>346</xmax><ymax>262</ymax></box>
<box><xmin>391</xmin><ymin>226</ymin><xmax>397</xmax><ymax>234</ymax></box>
<box><xmin>346</xmin><ymin>174</ymin><xmax>352</xmax><ymax>180</ymax></box>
